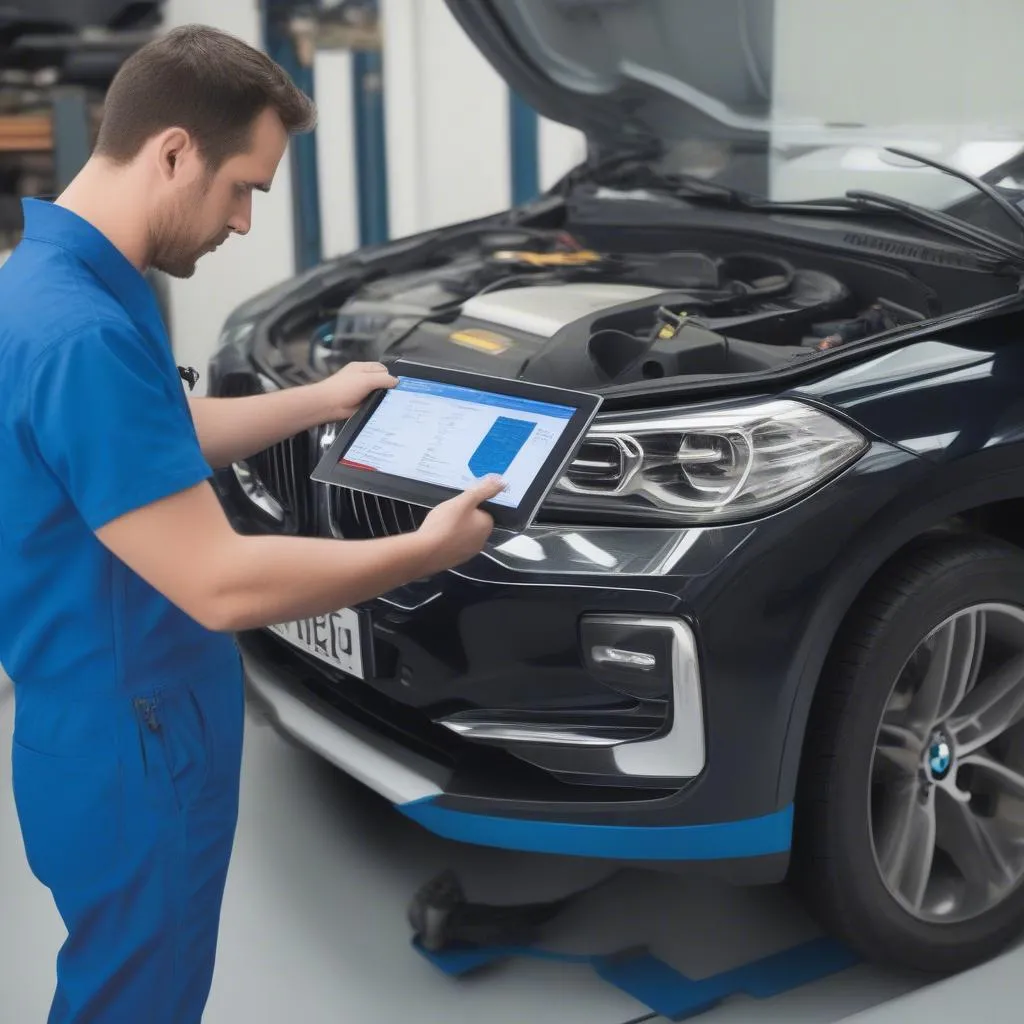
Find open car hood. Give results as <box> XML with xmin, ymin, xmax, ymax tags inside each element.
<box><xmin>446</xmin><ymin>0</ymin><xmax>1024</xmax><ymax>206</ymax></box>
<box><xmin>446</xmin><ymin>0</ymin><xmax>774</xmax><ymax>153</ymax></box>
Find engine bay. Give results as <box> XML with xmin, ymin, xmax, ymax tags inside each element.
<box><xmin>280</xmin><ymin>224</ymin><xmax>1009</xmax><ymax>391</ymax></box>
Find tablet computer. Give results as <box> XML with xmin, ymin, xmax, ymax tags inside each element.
<box><xmin>310</xmin><ymin>359</ymin><xmax>602</xmax><ymax>533</ymax></box>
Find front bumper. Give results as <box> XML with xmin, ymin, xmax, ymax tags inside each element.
<box><xmin>229</xmin><ymin>435</ymin><xmax>924</xmax><ymax>876</ymax></box>
<box><xmin>242</xmin><ymin>642</ymin><xmax>793</xmax><ymax>866</ymax></box>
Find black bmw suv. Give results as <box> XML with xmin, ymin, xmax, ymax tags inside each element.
<box><xmin>208</xmin><ymin>0</ymin><xmax>1024</xmax><ymax>975</ymax></box>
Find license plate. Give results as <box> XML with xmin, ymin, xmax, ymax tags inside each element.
<box><xmin>267</xmin><ymin>607</ymin><xmax>365</xmax><ymax>678</ymax></box>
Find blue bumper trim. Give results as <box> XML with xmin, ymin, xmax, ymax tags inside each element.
<box><xmin>399</xmin><ymin>800</ymin><xmax>793</xmax><ymax>861</ymax></box>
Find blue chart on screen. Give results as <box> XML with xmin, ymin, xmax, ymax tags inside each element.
<box><xmin>468</xmin><ymin>416</ymin><xmax>537</xmax><ymax>477</ymax></box>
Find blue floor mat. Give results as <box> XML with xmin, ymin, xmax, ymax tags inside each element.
<box><xmin>414</xmin><ymin>934</ymin><xmax>860</xmax><ymax>1020</ymax></box>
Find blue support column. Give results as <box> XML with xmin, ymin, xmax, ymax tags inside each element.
<box><xmin>508</xmin><ymin>90</ymin><xmax>539</xmax><ymax>205</ymax></box>
<box><xmin>352</xmin><ymin>47</ymin><xmax>389</xmax><ymax>246</ymax></box>
<box><xmin>262</xmin><ymin>1</ymin><xmax>323</xmax><ymax>272</ymax></box>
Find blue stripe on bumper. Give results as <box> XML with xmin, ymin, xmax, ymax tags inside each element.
<box><xmin>398</xmin><ymin>800</ymin><xmax>793</xmax><ymax>860</ymax></box>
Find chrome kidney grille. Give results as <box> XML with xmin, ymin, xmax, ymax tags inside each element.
<box><xmin>315</xmin><ymin>423</ymin><xmax>425</xmax><ymax>539</ymax></box>
<box><xmin>326</xmin><ymin>484</ymin><xmax>427</xmax><ymax>539</ymax></box>
<box><xmin>240</xmin><ymin>425</ymin><xmax>424</xmax><ymax>539</ymax></box>
<box><xmin>260</xmin><ymin>433</ymin><xmax>312</xmax><ymax>525</ymax></box>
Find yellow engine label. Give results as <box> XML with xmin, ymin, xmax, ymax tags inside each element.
<box><xmin>449</xmin><ymin>328</ymin><xmax>513</xmax><ymax>355</ymax></box>
<box><xmin>490</xmin><ymin>249</ymin><xmax>602</xmax><ymax>266</ymax></box>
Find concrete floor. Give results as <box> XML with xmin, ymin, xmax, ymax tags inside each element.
<box><xmin>1</xmin><ymin>667</ymin><xmax>1020</xmax><ymax>1022</ymax></box>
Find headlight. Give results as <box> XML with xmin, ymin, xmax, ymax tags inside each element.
<box><xmin>217</xmin><ymin>320</ymin><xmax>257</xmax><ymax>351</ymax></box>
<box><xmin>554</xmin><ymin>399</ymin><xmax>866</xmax><ymax>523</ymax></box>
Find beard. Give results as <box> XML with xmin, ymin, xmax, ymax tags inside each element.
<box><xmin>149</xmin><ymin>176</ymin><xmax>218</xmax><ymax>279</ymax></box>
<box><xmin>151</xmin><ymin>238</ymin><xmax>202</xmax><ymax>279</ymax></box>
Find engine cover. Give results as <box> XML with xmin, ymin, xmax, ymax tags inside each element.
<box><xmin>460</xmin><ymin>283</ymin><xmax>664</xmax><ymax>338</ymax></box>
<box><xmin>392</xmin><ymin>282</ymin><xmax>684</xmax><ymax>382</ymax></box>
<box><xmin>313</xmin><ymin>250</ymin><xmax>871</xmax><ymax>389</ymax></box>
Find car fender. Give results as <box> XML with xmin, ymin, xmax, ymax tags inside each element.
<box><xmin>776</xmin><ymin>448</ymin><xmax>1024</xmax><ymax>808</ymax></box>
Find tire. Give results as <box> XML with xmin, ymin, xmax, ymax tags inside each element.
<box><xmin>792</xmin><ymin>532</ymin><xmax>1024</xmax><ymax>975</ymax></box>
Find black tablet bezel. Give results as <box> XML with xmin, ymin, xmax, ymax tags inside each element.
<box><xmin>310</xmin><ymin>359</ymin><xmax>603</xmax><ymax>532</ymax></box>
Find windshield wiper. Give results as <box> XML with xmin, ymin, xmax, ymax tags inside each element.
<box><xmin>657</xmin><ymin>148</ymin><xmax>1024</xmax><ymax>271</ymax></box>
<box><xmin>884</xmin><ymin>146</ymin><xmax>1024</xmax><ymax>239</ymax></box>
<box><xmin>824</xmin><ymin>146</ymin><xmax>1024</xmax><ymax>272</ymax></box>
<box><xmin>837</xmin><ymin>190</ymin><xmax>1024</xmax><ymax>269</ymax></box>
<box><xmin>562</xmin><ymin>142</ymin><xmax>1024</xmax><ymax>272</ymax></box>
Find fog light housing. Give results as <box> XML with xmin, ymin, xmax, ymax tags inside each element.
<box><xmin>582</xmin><ymin>614</ymin><xmax>706</xmax><ymax>778</ymax></box>
<box><xmin>437</xmin><ymin>615</ymin><xmax>706</xmax><ymax>783</ymax></box>
<box><xmin>581</xmin><ymin>615</ymin><xmax>678</xmax><ymax>702</ymax></box>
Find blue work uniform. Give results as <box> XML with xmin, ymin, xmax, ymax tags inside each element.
<box><xmin>0</xmin><ymin>198</ymin><xmax>245</xmax><ymax>1023</ymax></box>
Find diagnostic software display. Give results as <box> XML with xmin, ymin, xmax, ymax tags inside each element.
<box><xmin>311</xmin><ymin>361</ymin><xmax>601</xmax><ymax>532</ymax></box>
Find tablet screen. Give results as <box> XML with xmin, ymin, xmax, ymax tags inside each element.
<box><xmin>339</xmin><ymin>376</ymin><xmax>576</xmax><ymax>507</ymax></box>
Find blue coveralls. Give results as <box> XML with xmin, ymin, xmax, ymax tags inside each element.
<box><xmin>0</xmin><ymin>198</ymin><xmax>245</xmax><ymax>1023</ymax></box>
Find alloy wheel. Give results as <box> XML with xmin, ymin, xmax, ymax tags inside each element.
<box><xmin>870</xmin><ymin>602</ymin><xmax>1024</xmax><ymax>924</ymax></box>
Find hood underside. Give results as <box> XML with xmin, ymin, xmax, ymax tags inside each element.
<box><xmin>447</xmin><ymin>0</ymin><xmax>1024</xmax><ymax>205</ymax></box>
<box><xmin>448</xmin><ymin>0</ymin><xmax>774</xmax><ymax>151</ymax></box>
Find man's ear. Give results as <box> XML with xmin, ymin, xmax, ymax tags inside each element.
<box><xmin>155</xmin><ymin>127</ymin><xmax>193</xmax><ymax>183</ymax></box>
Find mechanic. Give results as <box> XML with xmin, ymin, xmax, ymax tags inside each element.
<box><xmin>0</xmin><ymin>24</ymin><xmax>503</xmax><ymax>1024</ymax></box>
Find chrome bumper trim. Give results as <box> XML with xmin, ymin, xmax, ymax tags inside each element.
<box><xmin>440</xmin><ymin>616</ymin><xmax>706</xmax><ymax>779</ymax></box>
<box><xmin>241</xmin><ymin>650</ymin><xmax>447</xmax><ymax>805</ymax></box>
<box><xmin>440</xmin><ymin>720</ymin><xmax>623</xmax><ymax>747</ymax></box>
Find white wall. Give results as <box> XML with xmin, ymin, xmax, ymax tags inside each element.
<box><xmin>161</xmin><ymin>0</ymin><xmax>297</xmax><ymax>394</ymax></box>
<box><xmin>539</xmin><ymin>116</ymin><xmax>587</xmax><ymax>192</ymax></box>
<box><xmin>379</xmin><ymin>0</ymin><xmax>588</xmax><ymax>237</ymax></box>
<box><xmin>380</xmin><ymin>0</ymin><xmax>511</xmax><ymax>238</ymax></box>
<box><xmin>315</xmin><ymin>48</ymin><xmax>359</xmax><ymax>259</ymax></box>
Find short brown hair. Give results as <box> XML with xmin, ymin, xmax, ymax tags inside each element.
<box><xmin>94</xmin><ymin>24</ymin><xmax>317</xmax><ymax>169</ymax></box>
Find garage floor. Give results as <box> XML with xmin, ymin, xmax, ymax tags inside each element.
<box><xmin>2</xmin><ymin>668</ymin><xmax>1022</xmax><ymax>1022</ymax></box>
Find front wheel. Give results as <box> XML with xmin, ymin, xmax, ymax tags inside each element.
<box><xmin>792</xmin><ymin>534</ymin><xmax>1024</xmax><ymax>974</ymax></box>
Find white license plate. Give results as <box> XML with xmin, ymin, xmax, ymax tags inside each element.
<box><xmin>267</xmin><ymin>607</ymin><xmax>365</xmax><ymax>678</ymax></box>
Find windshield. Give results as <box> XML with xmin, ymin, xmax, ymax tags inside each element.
<box><xmin>684</xmin><ymin>1</ymin><xmax>1024</xmax><ymax>217</ymax></box>
<box><xmin>498</xmin><ymin>0</ymin><xmax>1024</xmax><ymax>237</ymax></box>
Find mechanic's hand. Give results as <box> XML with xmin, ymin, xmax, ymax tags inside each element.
<box><xmin>417</xmin><ymin>476</ymin><xmax>506</xmax><ymax>571</ymax></box>
<box><xmin>313</xmin><ymin>361</ymin><xmax>397</xmax><ymax>420</ymax></box>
